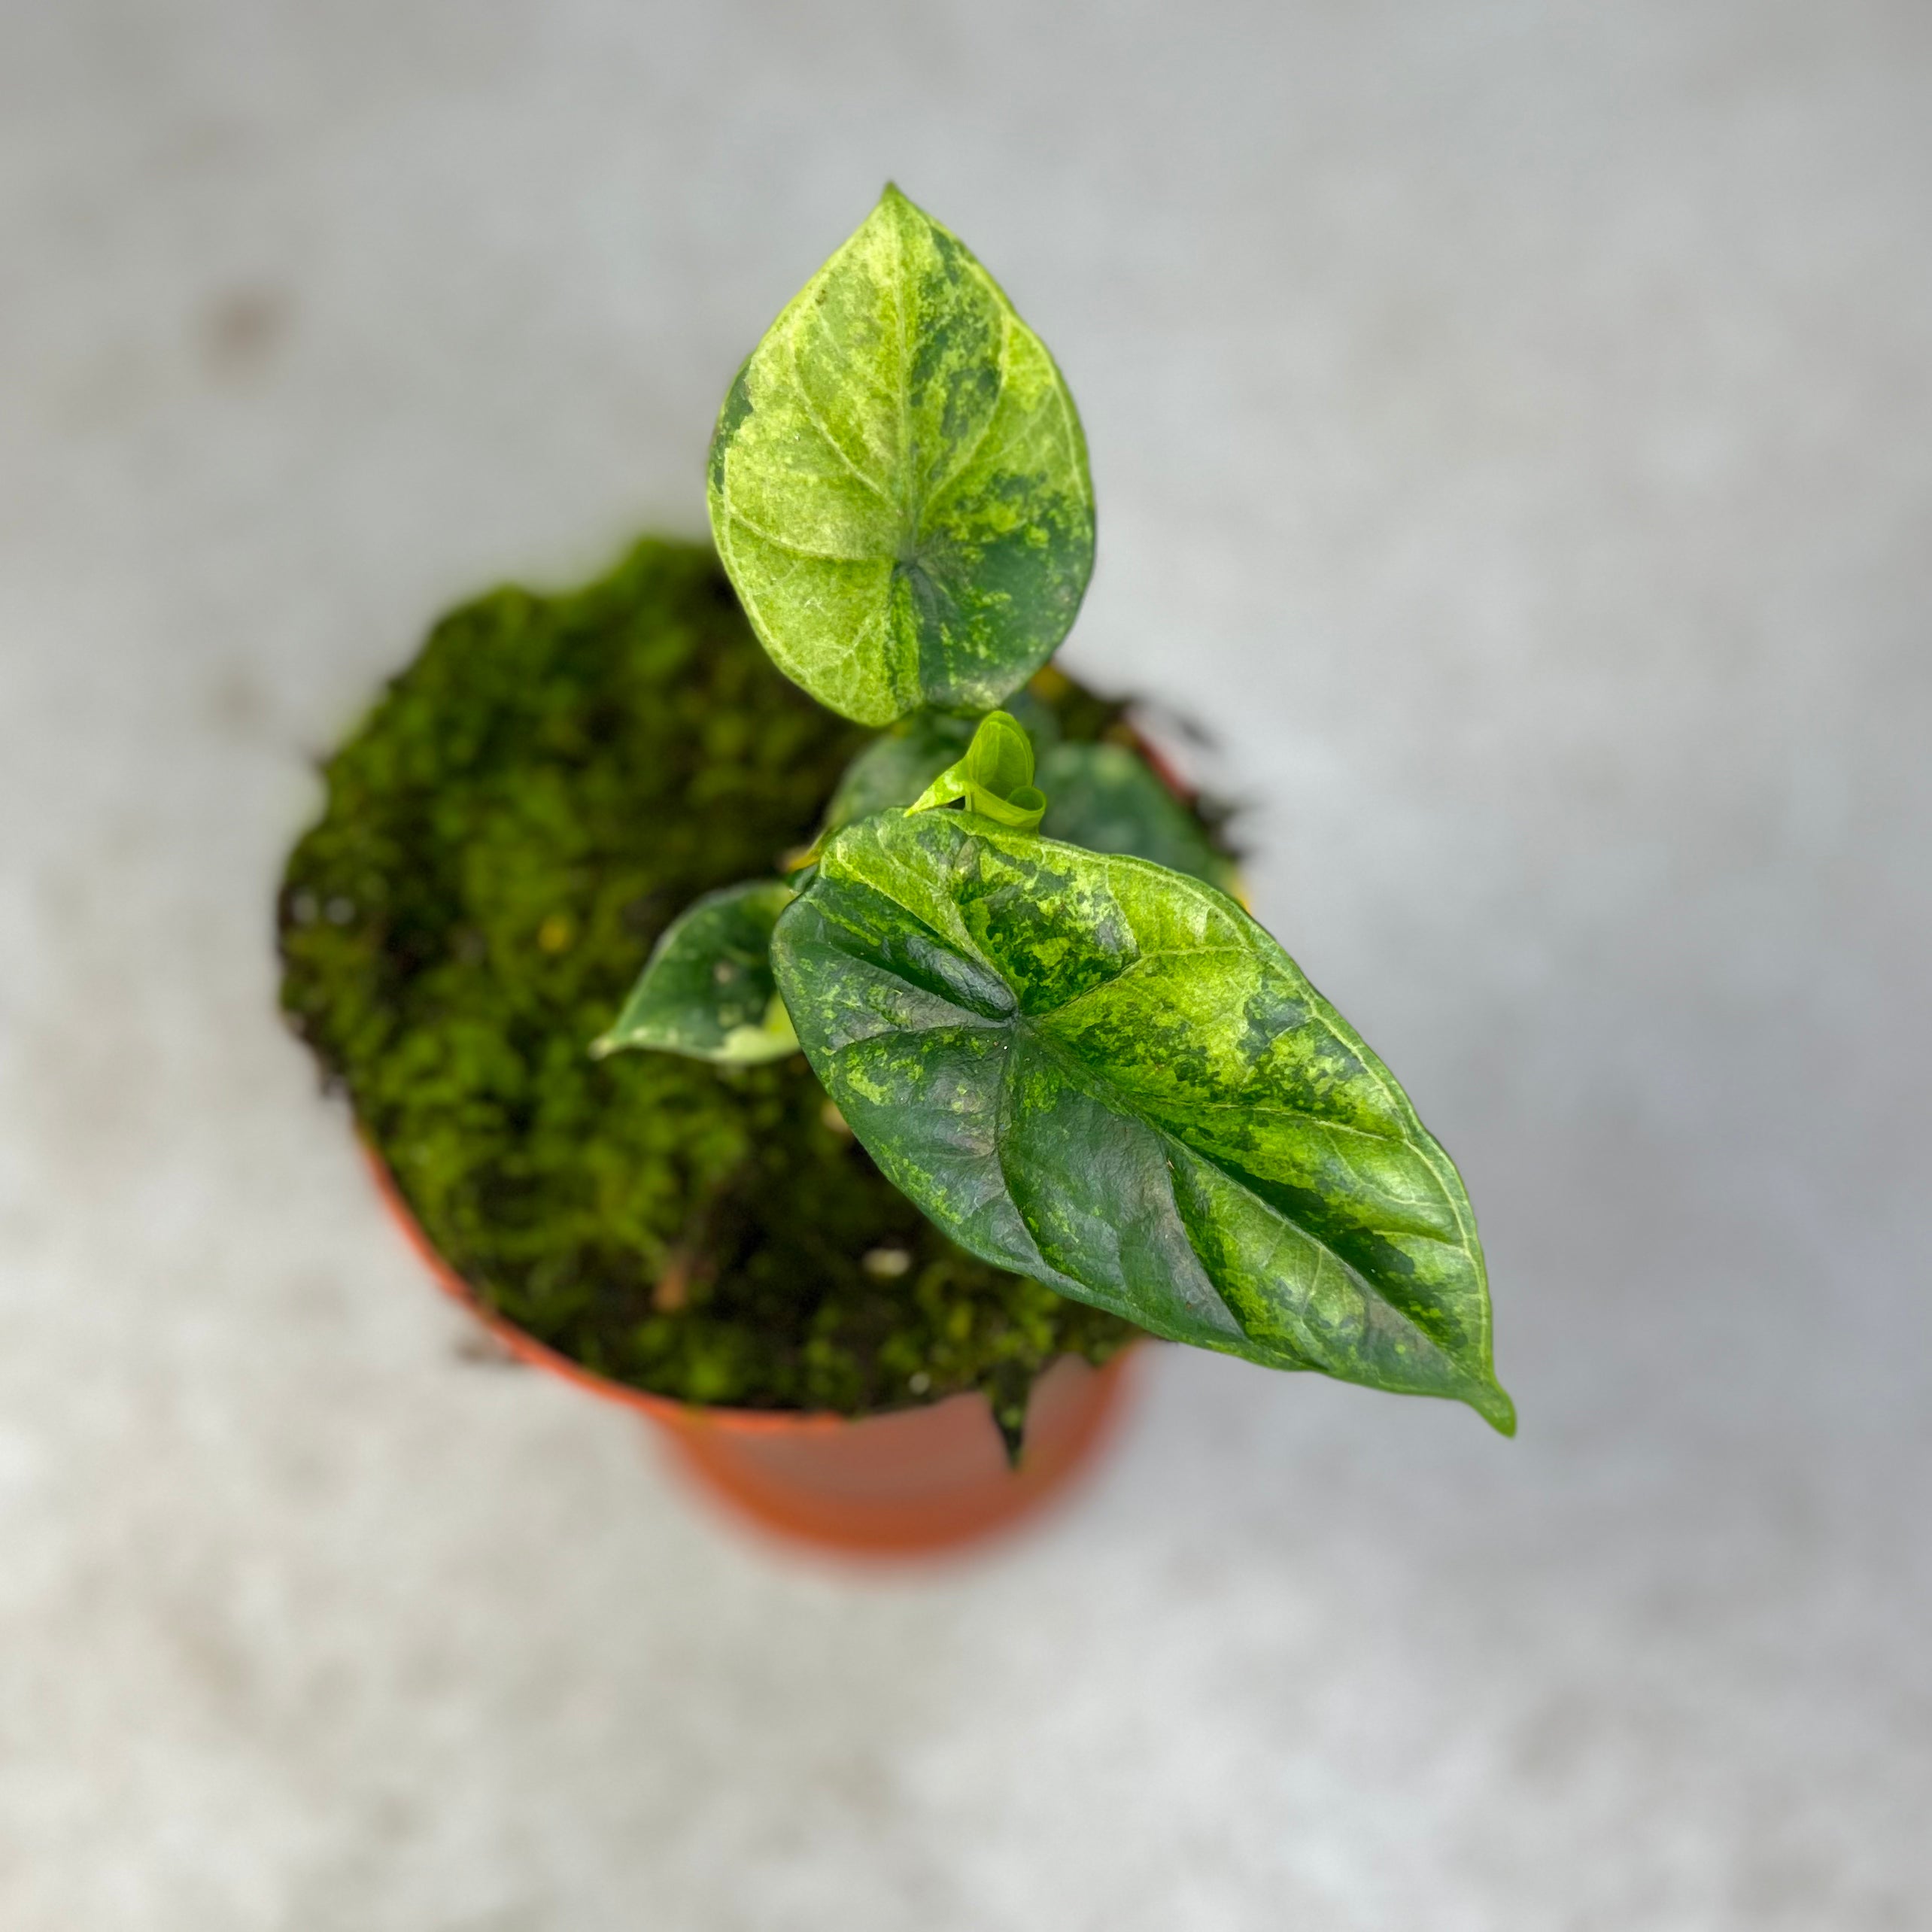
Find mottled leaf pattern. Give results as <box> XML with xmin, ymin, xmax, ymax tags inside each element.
<box><xmin>594</xmin><ymin>880</ymin><xmax>799</xmax><ymax>1065</ymax></box>
<box><xmin>770</xmin><ymin>813</ymin><xmax>1514</xmax><ymax>1431</ymax></box>
<box><xmin>708</xmin><ymin>185</ymin><xmax>1095</xmax><ymax>725</ymax></box>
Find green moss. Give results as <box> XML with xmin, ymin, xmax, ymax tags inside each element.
<box><xmin>280</xmin><ymin>539</ymin><xmax>1215</xmax><ymax>1428</ymax></box>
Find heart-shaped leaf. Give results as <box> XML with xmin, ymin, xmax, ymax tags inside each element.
<box><xmin>594</xmin><ymin>880</ymin><xmax>798</xmax><ymax>1065</ymax></box>
<box><xmin>770</xmin><ymin>813</ymin><xmax>1513</xmax><ymax>1431</ymax></box>
<box><xmin>708</xmin><ymin>185</ymin><xmax>1096</xmax><ymax>725</ymax></box>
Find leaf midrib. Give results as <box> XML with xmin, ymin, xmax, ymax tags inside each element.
<box><xmin>792</xmin><ymin>841</ymin><xmax>1499</xmax><ymax>1404</ymax></box>
<box><xmin>805</xmin><ymin>826</ymin><xmax>1491</xmax><ymax>1372</ymax></box>
<box><xmin>883</xmin><ymin>214</ymin><xmax>1013</xmax><ymax>576</ymax></box>
<box><xmin>1001</xmin><ymin>858</ymin><xmax>1488</xmax><ymax>1337</ymax></box>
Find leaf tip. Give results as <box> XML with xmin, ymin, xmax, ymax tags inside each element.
<box><xmin>871</xmin><ymin>181</ymin><xmax>925</xmax><ymax>238</ymax></box>
<box><xmin>1472</xmin><ymin>1381</ymin><xmax>1517</xmax><ymax>1438</ymax></box>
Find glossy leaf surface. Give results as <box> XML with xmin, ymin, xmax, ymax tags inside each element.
<box><xmin>770</xmin><ymin>813</ymin><xmax>1512</xmax><ymax>1430</ymax></box>
<box><xmin>708</xmin><ymin>185</ymin><xmax>1095</xmax><ymax>725</ymax></box>
<box><xmin>594</xmin><ymin>880</ymin><xmax>798</xmax><ymax>1065</ymax></box>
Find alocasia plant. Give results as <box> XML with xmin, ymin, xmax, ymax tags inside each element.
<box><xmin>606</xmin><ymin>185</ymin><xmax>1514</xmax><ymax>1435</ymax></box>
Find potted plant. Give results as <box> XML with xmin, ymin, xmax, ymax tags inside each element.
<box><xmin>279</xmin><ymin>186</ymin><xmax>1512</xmax><ymax>1559</ymax></box>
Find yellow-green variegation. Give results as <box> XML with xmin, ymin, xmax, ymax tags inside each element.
<box><xmin>770</xmin><ymin>813</ymin><xmax>1514</xmax><ymax>1432</ymax></box>
<box><xmin>708</xmin><ymin>186</ymin><xmax>1095</xmax><ymax>725</ymax></box>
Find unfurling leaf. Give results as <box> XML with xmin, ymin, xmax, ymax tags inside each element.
<box><xmin>820</xmin><ymin>693</ymin><xmax>1064</xmax><ymax>838</ymax></box>
<box><xmin>770</xmin><ymin>813</ymin><xmax>1513</xmax><ymax>1432</ymax></box>
<box><xmin>822</xmin><ymin>708</ymin><xmax>1236</xmax><ymax>889</ymax></box>
<box><xmin>594</xmin><ymin>880</ymin><xmax>799</xmax><ymax>1065</ymax></box>
<box><xmin>707</xmin><ymin>184</ymin><xmax>1095</xmax><ymax>725</ymax></box>
<box><xmin>908</xmin><ymin>710</ymin><xmax>1047</xmax><ymax>831</ymax></box>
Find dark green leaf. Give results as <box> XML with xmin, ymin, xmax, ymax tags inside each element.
<box><xmin>770</xmin><ymin>813</ymin><xmax>1513</xmax><ymax>1432</ymax></box>
<box><xmin>707</xmin><ymin>184</ymin><xmax>1095</xmax><ymax>725</ymax></box>
<box><xmin>1037</xmin><ymin>741</ymin><xmax>1238</xmax><ymax>891</ymax></box>
<box><xmin>824</xmin><ymin>712</ymin><xmax>975</xmax><ymax>834</ymax></box>
<box><xmin>594</xmin><ymin>880</ymin><xmax>798</xmax><ymax>1065</ymax></box>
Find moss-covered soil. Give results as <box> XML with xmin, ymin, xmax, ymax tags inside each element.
<box><xmin>279</xmin><ymin>539</ymin><xmax>1228</xmax><ymax>1432</ymax></box>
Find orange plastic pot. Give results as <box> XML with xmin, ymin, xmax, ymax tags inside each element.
<box><xmin>363</xmin><ymin>1151</ymin><xmax>1138</xmax><ymax>1560</ymax></box>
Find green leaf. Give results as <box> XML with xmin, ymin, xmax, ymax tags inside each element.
<box><xmin>708</xmin><ymin>184</ymin><xmax>1096</xmax><ymax>726</ymax></box>
<box><xmin>770</xmin><ymin>813</ymin><xmax>1513</xmax><ymax>1432</ymax></box>
<box><xmin>821</xmin><ymin>693</ymin><xmax>1064</xmax><ymax>838</ymax></box>
<box><xmin>824</xmin><ymin>711</ymin><xmax>976</xmax><ymax>834</ymax></box>
<box><xmin>1037</xmin><ymin>741</ymin><xmax>1238</xmax><ymax>891</ymax></box>
<box><xmin>593</xmin><ymin>880</ymin><xmax>799</xmax><ymax>1065</ymax></box>
<box><xmin>908</xmin><ymin>709</ymin><xmax>1047</xmax><ymax>831</ymax></box>
<box><xmin>821</xmin><ymin>706</ymin><xmax>1233</xmax><ymax>889</ymax></box>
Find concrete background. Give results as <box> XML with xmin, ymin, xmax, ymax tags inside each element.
<box><xmin>4</xmin><ymin>2</ymin><xmax>1929</xmax><ymax>1925</ymax></box>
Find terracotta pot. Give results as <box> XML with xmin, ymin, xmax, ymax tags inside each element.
<box><xmin>363</xmin><ymin>1150</ymin><xmax>1138</xmax><ymax>1560</ymax></box>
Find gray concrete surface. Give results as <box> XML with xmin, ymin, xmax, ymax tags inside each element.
<box><xmin>4</xmin><ymin>2</ymin><xmax>1930</xmax><ymax>1925</ymax></box>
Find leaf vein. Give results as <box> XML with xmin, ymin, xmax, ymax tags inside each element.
<box><xmin>782</xmin><ymin>319</ymin><xmax>898</xmax><ymax>507</ymax></box>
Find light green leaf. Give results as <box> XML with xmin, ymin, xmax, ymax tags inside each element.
<box><xmin>593</xmin><ymin>880</ymin><xmax>799</xmax><ymax>1065</ymax></box>
<box><xmin>1037</xmin><ymin>741</ymin><xmax>1238</xmax><ymax>891</ymax></box>
<box><xmin>708</xmin><ymin>184</ymin><xmax>1095</xmax><ymax>726</ymax></box>
<box><xmin>908</xmin><ymin>709</ymin><xmax>1047</xmax><ymax>831</ymax></box>
<box><xmin>770</xmin><ymin>813</ymin><xmax>1513</xmax><ymax>1432</ymax></box>
<box><xmin>821</xmin><ymin>694</ymin><xmax>1062</xmax><ymax>838</ymax></box>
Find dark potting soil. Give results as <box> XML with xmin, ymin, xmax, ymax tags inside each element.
<box><xmin>278</xmin><ymin>539</ymin><xmax>1226</xmax><ymax>1434</ymax></box>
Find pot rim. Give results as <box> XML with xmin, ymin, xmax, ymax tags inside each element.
<box><xmin>360</xmin><ymin>1142</ymin><xmax>1136</xmax><ymax>1438</ymax></box>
